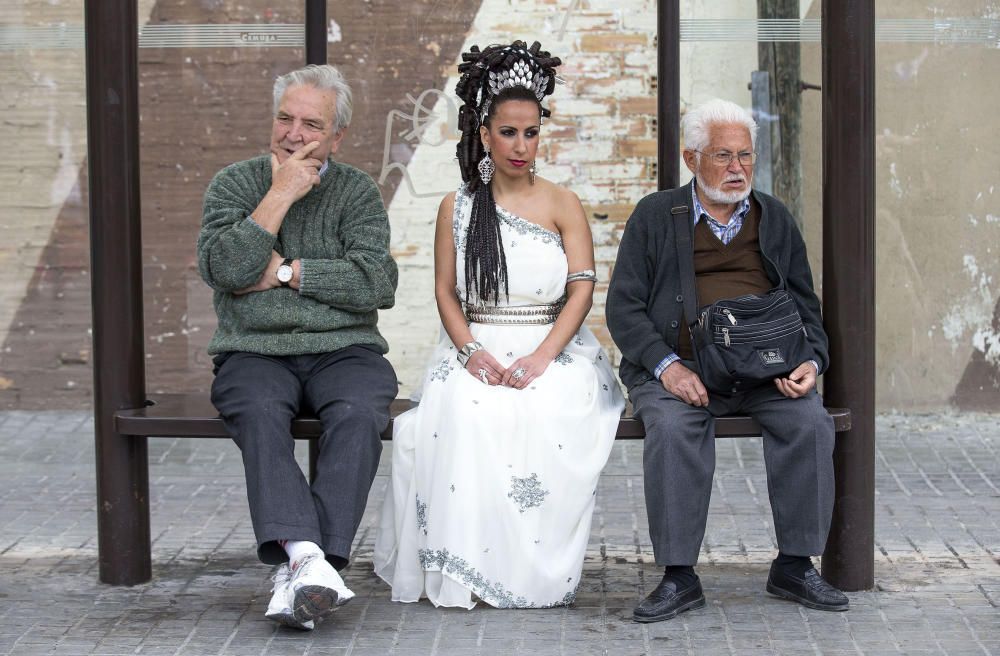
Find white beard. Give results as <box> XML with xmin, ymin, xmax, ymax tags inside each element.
<box><xmin>698</xmin><ymin>176</ymin><xmax>751</xmax><ymax>205</ymax></box>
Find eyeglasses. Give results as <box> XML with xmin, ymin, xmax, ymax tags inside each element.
<box><xmin>695</xmin><ymin>150</ymin><xmax>757</xmax><ymax>167</ymax></box>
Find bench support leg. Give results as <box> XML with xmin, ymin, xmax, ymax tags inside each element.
<box><xmin>823</xmin><ymin>425</ymin><xmax>874</xmax><ymax>591</ymax></box>
<box><xmin>96</xmin><ymin>432</ymin><xmax>151</xmax><ymax>585</ymax></box>
<box><xmin>309</xmin><ymin>438</ymin><xmax>319</xmax><ymax>484</ymax></box>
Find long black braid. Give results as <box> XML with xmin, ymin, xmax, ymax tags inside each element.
<box><xmin>454</xmin><ymin>40</ymin><xmax>561</xmax><ymax>305</ymax></box>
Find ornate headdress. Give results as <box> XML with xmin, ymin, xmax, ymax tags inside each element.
<box><xmin>455</xmin><ymin>41</ymin><xmax>562</xmax><ymax>187</ymax></box>
<box><xmin>453</xmin><ymin>40</ymin><xmax>562</xmax><ymax>306</ymax></box>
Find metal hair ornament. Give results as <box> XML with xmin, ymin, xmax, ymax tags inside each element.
<box><xmin>480</xmin><ymin>46</ymin><xmax>551</xmax><ymax>121</ymax></box>
<box><xmin>488</xmin><ymin>55</ymin><xmax>549</xmax><ymax>101</ymax></box>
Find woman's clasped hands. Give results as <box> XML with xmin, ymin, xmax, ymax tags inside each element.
<box><xmin>465</xmin><ymin>349</ymin><xmax>552</xmax><ymax>389</ymax></box>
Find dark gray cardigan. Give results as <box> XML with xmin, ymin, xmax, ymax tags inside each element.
<box><xmin>605</xmin><ymin>181</ymin><xmax>829</xmax><ymax>391</ymax></box>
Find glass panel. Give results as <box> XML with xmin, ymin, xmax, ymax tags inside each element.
<box><xmin>679</xmin><ymin>0</ymin><xmax>824</xmax><ymax>239</ymax></box>
<box><xmin>0</xmin><ymin>2</ymin><xmax>89</xmax><ymax>409</ymax></box>
<box><xmin>874</xmin><ymin>2</ymin><xmax>1000</xmax><ymax>410</ymax></box>
<box><xmin>137</xmin><ymin>3</ymin><xmax>305</xmax><ymax>397</ymax></box>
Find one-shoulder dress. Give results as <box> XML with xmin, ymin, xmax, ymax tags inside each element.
<box><xmin>374</xmin><ymin>185</ymin><xmax>624</xmax><ymax>608</ymax></box>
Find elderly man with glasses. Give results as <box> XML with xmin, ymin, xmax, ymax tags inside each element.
<box><xmin>606</xmin><ymin>98</ymin><xmax>847</xmax><ymax>622</ymax></box>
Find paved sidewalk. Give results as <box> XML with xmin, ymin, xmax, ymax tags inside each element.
<box><xmin>0</xmin><ymin>411</ymin><xmax>997</xmax><ymax>655</ymax></box>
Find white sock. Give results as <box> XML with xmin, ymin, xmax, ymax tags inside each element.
<box><xmin>282</xmin><ymin>540</ymin><xmax>324</xmax><ymax>567</ymax></box>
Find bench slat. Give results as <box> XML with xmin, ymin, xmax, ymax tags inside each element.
<box><xmin>114</xmin><ymin>394</ymin><xmax>850</xmax><ymax>439</ymax></box>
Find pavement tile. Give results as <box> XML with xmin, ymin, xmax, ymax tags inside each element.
<box><xmin>2</xmin><ymin>412</ymin><xmax>998</xmax><ymax>655</ymax></box>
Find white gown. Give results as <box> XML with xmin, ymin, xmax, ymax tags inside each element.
<box><xmin>374</xmin><ymin>185</ymin><xmax>625</xmax><ymax>609</ymax></box>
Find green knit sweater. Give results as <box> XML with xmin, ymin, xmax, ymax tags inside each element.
<box><xmin>197</xmin><ymin>156</ymin><xmax>397</xmax><ymax>356</ymax></box>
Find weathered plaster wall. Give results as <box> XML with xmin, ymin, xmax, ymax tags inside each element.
<box><xmin>801</xmin><ymin>0</ymin><xmax>1000</xmax><ymax>410</ymax></box>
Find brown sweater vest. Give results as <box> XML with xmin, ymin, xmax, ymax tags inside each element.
<box><xmin>676</xmin><ymin>200</ymin><xmax>772</xmax><ymax>360</ymax></box>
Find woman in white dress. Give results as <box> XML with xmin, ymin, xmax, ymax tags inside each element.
<box><xmin>374</xmin><ymin>40</ymin><xmax>624</xmax><ymax>609</ymax></box>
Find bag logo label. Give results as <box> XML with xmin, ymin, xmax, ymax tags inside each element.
<box><xmin>757</xmin><ymin>349</ymin><xmax>785</xmax><ymax>366</ymax></box>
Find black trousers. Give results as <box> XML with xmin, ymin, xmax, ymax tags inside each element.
<box><xmin>211</xmin><ymin>345</ymin><xmax>398</xmax><ymax>566</ymax></box>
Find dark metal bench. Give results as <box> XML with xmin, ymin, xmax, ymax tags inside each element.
<box><xmin>115</xmin><ymin>393</ymin><xmax>851</xmax><ymax>440</ymax></box>
<box><xmin>113</xmin><ymin>392</ymin><xmax>850</xmax><ymax>485</ymax></box>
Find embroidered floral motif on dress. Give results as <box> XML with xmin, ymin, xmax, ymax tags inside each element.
<box><xmin>554</xmin><ymin>352</ymin><xmax>574</xmax><ymax>365</ymax></box>
<box><xmin>416</xmin><ymin>496</ymin><xmax>428</xmax><ymax>534</ymax></box>
<box><xmin>429</xmin><ymin>358</ymin><xmax>453</xmax><ymax>382</ymax></box>
<box><xmin>417</xmin><ymin>548</ymin><xmax>575</xmax><ymax>609</ymax></box>
<box><xmin>496</xmin><ymin>207</ymin><xmax>564</xmax><ymax>251</ymax></box>
<box><xmin>508</xmin><ymin>473</ymin><xmax>550</xmax><ymax>512</ymax></box>
<box><xmin>453</xmin><ymin>186</ymin><xmax>471</xmax><ymax>253</ymax></box>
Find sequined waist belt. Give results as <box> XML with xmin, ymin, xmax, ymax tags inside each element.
<box><xmin>464</xmin><ymin>301</ymin><xmax>564</xmax><ymax>325</ymax></box>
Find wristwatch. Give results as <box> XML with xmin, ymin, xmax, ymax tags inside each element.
<box><xmin>276</xmin><ymin>258</ymin><xmax>294</xmax><ymax>286</ymax></box>
<box><xmin>456</xmin><ymin>341</ymin><xmax>484</xmax><ymax>366</ymax></box>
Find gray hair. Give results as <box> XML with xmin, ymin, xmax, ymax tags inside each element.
<box><xmin>681</xmin><ymin>98</ymin><xmax>758</xmax><ymax>153</ymax></box>
<box><xmin>272</xmin><ymin>64</ymin><xmax>353</xmax><ymax>132</ymax></box>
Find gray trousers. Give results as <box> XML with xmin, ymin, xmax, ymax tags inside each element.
<box><xmin>630</xmin><ymin>368</ymin><xmax>835</xmax><ymax>566</ymax></box>
<box><xmin>211</xmin><ymin>345</ymin><xmax>398</xmax><ymax>566</ymax></box>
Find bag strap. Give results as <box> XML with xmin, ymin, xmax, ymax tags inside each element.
<box><xmin>671</xmin><ymin>205</ymin><xmax>700</xmax><ymax>330</ymax></box>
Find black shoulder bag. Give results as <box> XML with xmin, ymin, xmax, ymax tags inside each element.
<box><xmin>672</xmin><ymin>204</ymin><xmax>813</xmax><ymax>394</ymax></box>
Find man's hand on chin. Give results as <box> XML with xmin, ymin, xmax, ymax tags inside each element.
<box><xmin>269</xmin><ymin>141</ymin><xmax>324</xmax><ymax>204</ymax></box>
<box><xmin>234</xmin><ymin>251</ymin><xmax>285</xmax><ymax>295</ymax></box>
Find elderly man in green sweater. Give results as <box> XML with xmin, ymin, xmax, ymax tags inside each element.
<box><xmin>197</xmin><ymin>64</ymin><xmax>398</xmax><ymax>630</ymax></box>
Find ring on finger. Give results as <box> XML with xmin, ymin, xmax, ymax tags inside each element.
<box><xmin>478</xmin><ymin>368</ymin><xmax>489</xmax><ymax>385</ymax></box>
<box><xmin>512</xmin><ymin>367</ymin><xmax>526</xmax><ymax>380</ymax></box>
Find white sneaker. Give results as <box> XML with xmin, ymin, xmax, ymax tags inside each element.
<box><xmin>264</xmin><ymin>563</ymin><xmax>315</xmax><ymax>630</ymax></box>
<box><xmin>288</xmin><ymin>553</ymin><xmax>355</xmax><ymax>625</ymax></box>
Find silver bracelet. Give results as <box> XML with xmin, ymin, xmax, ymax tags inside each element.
<box><xmin>456</xmin><ymin>341</ymin><xmax>484</xmax><ymax>366</ymax></box>
<box><xmin>566</xmin><ymin>269</ymin><xmax>597</xmax><ymax>284</ymax></box>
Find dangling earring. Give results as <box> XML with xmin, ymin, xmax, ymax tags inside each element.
<box><xmin>478</xmin><ymin>146</ymin><xmax>495</xmax><ymax>184</ymax></box>
<box><xmin>529</xmin><ymin>160</ymin><xmax>537</xmax><ymax>185</ymax></box>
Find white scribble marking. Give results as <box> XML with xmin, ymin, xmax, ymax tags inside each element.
<box><xmin>378</xmin><ymin>88</ymin><xmax>458</xmax><ymax>198</ymax></box>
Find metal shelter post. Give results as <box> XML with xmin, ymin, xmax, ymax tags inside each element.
<box><xmin>657</xmin><ymin>0</ymin><xmax>680</xmax><ymax>191</ymax></box>
<box><xmin>86</xmin><ymin>0</ymin><xmax>151</xmax><ymax>585</ymax></box>
<box><xmin>820</xmin><ymin>0</ymin><xmax>876</xmax><ymax>591</ymax></box>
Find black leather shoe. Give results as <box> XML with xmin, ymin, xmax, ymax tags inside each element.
<box><xmin>633</xmin><ymin>574</ymin><xmax>706</xmax><ymax>623</ymax></box>
<box><xmin>766</xmin><ymin>562</ymin><xmax>849</xmax><ymax>611</ymax></box>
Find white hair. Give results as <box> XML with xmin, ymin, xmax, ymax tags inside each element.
<box><xmin>273</xmin><ymin>64</ymin><xmax>353</xmax><ymax>132</ymax></box>
<box><xmin>681</xmin><ymin>98</ymin><xmax>758</xmax><ymax>153</ymax></box>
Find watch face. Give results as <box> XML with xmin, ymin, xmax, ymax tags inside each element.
<box><xmin>277</xmin><ymin>265</ymin><xmax>293</xmax><ymax>283</ymax></box>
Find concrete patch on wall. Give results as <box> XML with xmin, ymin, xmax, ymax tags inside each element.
<box><xmin>800</xmin><ymin>0</ymin><xmax>1000</xmax><ymax>411</ymax></box>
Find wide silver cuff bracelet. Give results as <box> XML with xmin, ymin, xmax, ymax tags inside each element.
<box><xmin>464</xmin><ymin>300</ymin><xmax>564</xmax><ymax>325</ymax></box>
<box><xmin>566</xmin><ymin>269</ymin><xmax>598</xmax><ymax>284</ymax></box>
